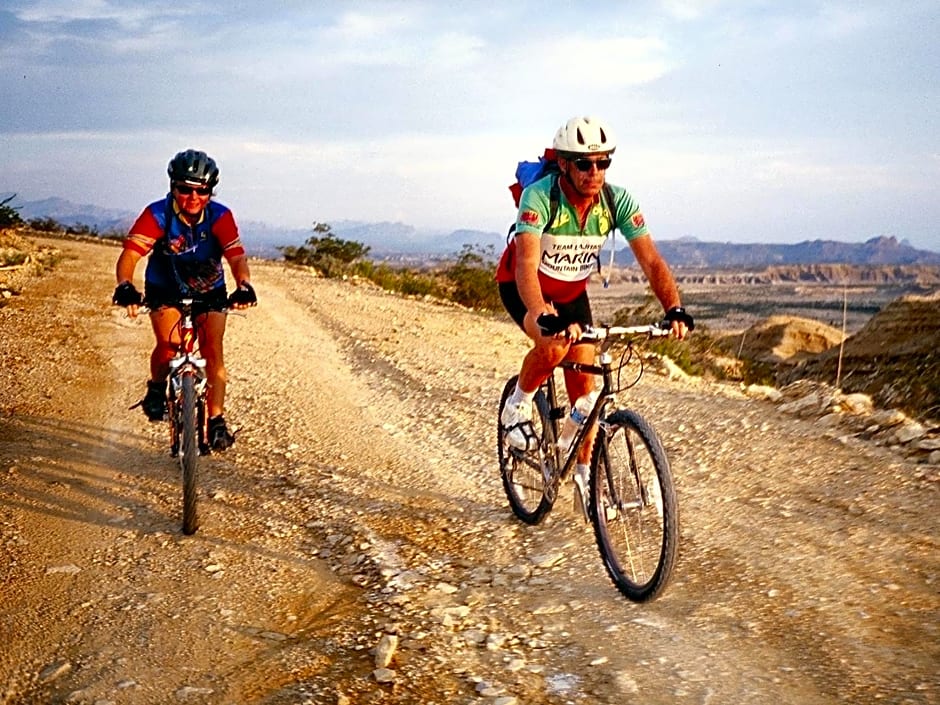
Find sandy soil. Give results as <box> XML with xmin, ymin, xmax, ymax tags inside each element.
<box><xmin>0</xmin><ymin>237</ymin><xmax>937</xmax><ymax>705</ymax></box>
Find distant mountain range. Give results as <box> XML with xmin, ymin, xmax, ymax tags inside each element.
<box><xmin>5</xmin><ymin>193</ymin><xmax>939</xmax><ymax>267</ymax></box>
<box><xmin>637</xmin><ymin>235</ymin><xmax>940</xmax><ymax>268</ymax></box>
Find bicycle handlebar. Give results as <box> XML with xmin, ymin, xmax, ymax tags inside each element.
<box><xmin>537</xmin><ymin>313</ymin><xmax>672</xmax><ymax>340</ymax></box>
<box><xmin>579</xmin><ymin>323</ymin><xmax>672</xmax><ymax>341</ymax></box>
<box><xmin>121</xmin><ymin>303</ymin><xmax>237</xmax><ymax>317</ymax></box>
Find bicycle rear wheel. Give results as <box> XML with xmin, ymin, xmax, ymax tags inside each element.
<box><xmin>179</xmin><ymin>373</ymin><xmax>200</xmax><ymax>535</ymax></box>
<box><xmin>590</xmin><ymin>409</ymin><xmax>678</xmax><ymax>601</ymax></box>
<box><xmin>498</xmin><ymin>376</ymin><xmax>557</xmax><ymax>524</ymax></box>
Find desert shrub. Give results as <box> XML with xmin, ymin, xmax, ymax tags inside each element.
<box><xmin>28</xmin><ymin>217</ymin><xmax>64</xmax><ymax>233</ymax></box>
<box><xmin>279</xmin><ymin>223</ymin><xmax>371</xmax><ymax>279</ymax></box>
<box><xmin>0</xmin><ymin>195</ymin><xmax>23</xmax><ymax>229</ymax></box>
<box><xmin>0</xmin><ymin>249</ymin><xmax>29</xmax><ymax>267</ymax></box>
<box><xmin>611</xmin><ymin>295</ymin><xmax>727</xmax><ymax>379</ymax></box>
<box><xmin>738</xmin><ymin>359</ymin><xmax>777</xmax><ymax>386</ymax></box>
<box><xmin>98</xmin><ymin>228</ymin><xmax>125</xmax><ymax>242</ymax></box>
<box><xmin>352</xmin><ymin>261</ymin><xmax>444</xmax><ymax>298</ymax></box>
<box><xmin>355</xmin><ymin>245</ymin><xmax>500</xmax><ymax>309</ymax></box>
<box><xmin>278</xmin><ymin>224</ymin><xmax>500</xmax><ymax>310</ymax></box>
<box><xmin>444</xmin><ymin>244</ymin><xmax>501</xmax><ymax>310</ymax></box>
<box><xmin>65</xmin><ymin>223</ymin><xmax>100</xmax><ymax>237</ymax></box>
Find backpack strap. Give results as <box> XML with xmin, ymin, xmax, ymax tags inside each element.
<box><xmin>502</xmin><ymin>174</ymin><xmax>594</xmax><ymax>276</ymax></box>
<box><xmin>602</xmin><ymin>183</ymin><xmax>615</xmax><ymax>222</ymax></box>
<box><xmin>599</xmin><ymin>183</ymin><xmax>617</xmax><ymax>286</ymax></box>
<box><xmin>547</xmin><ymin>174</ymin><xmax>561</xmax><ymax>231</ymax></box>
<box><xmin>160</xmin><ymin>198</ymin><xmax>217</xmax><ymax>296</ymax></box>
<box><xmin>506</xmin><ymin>173</ymin><xmax>561</xmax><ymax>240</ymax></box>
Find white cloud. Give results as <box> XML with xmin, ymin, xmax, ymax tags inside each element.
<box><xmin>660</xmin><ymin>0</ymin><xmax>728</xmax><ymax>22</ymax></box>
<box><xmin>817</xmin><ymin>5</ymin><xmax>874</xmax><ymax>38</ymax></box>
<box><xmin>508</xmin><ymin>35</ymin><xmax>672</xmax><ymax>89</ymax></box>
<box><xmin>429</xmin><ymin>32</ymin><xmax>487</xmax><ymax>71</ymax></box>
<box><xmin>1</xmin><ymin>1</ymin><xmax>937</xmax><ymax>250</ymax></box>
<box><xmin>11</xmin><ymin>0</ymin><xmax>183</xmax><ymax>29</ymax></box>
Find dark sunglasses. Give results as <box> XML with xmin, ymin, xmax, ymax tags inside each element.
<box><xmin>174</xmin><ymin>183</ymin><xmax>212</xmax><ymax>196</ymax></box>
<box><xmin>572</xmin><ymin>157</ymin><xmax>612</xmax><ymax>172</ymax></box>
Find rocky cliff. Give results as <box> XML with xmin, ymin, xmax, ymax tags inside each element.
<box><xmin>615</xmin><ymin>264</ymin><xmax>940</xmax><ymax>286</ymax></box>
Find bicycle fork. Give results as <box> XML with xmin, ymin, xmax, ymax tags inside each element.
<box><xmin>167</xmin><ymin>317</ymin><xmax>209</xmax><ymax>457</ymax></box>
<box><xmin>168</xmin><ymin>366</ymin><xmax>208</xmax><ymax>455</ymax></box>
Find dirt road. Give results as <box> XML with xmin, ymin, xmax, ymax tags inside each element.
<box><xmin>1</xmin><ymin>238</ymin><xmax>937</xmax><ymax>704</ymax></box>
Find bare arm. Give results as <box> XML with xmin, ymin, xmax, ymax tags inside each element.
<box><xmin>226</xmin><ymin>253</ymin><xmax>251</xmax><ymax>287</ymax></box>
<box><xmin>116</xmin><ymin>248</ymin><xmax>142</xmax><ymax>285</ymax></box>
<box><xmin>513</xmin><ymin>233</ymin><xmax>550</xmax><ymax>317</ymax></box>
<box><xmin>114</xmin><ymin>248</ymin><xmax>144</xmax><ymax>317</ymax></box>
<box><xmin>629</xmin><ymin>234</ymin><xmax>690</xmax><ymax>339</ymax></box>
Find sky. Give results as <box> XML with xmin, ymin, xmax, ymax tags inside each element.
<box><xmin>1</xmin><ymin>0</ymin><xmax>938</xmax><ymax>250</ymax></box>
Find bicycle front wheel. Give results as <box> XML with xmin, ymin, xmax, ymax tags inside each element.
<box><xmin>591</xmin><ymin>409</ymin><xmax>678</xmax><ymax>602</ymax></box>
<box><xmin>498</xmin><ymin>376</ymin><xmax>557</xmax><ymax>525</ymax></box>
<box><xmin>179</xmin><ymin>373</ymin><xmax>200</xmax><ymax>535</ymax></box>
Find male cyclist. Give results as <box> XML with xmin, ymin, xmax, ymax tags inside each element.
<box><xmin>112</xmin><ymin>149</ymin><xmax>257</xmax><ymax>451</ymax></box>
<box><xmin>496</xmin><ymin>116</ymin><xmax>693</xmax><ymax>509</ymax></box>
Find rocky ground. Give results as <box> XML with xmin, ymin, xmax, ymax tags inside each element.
<box><xmin>1</xmin><ymin>235</ymin><xmax>938</xmax><ymax>705</ymax></box>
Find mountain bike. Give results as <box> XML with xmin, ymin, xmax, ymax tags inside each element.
<box><xmin>129</xmin><ymin>300</ymin><xmax>210</xmax><ymax>535</ymax></box>
<box><xmin>165</xmin><ymin>298</ymin><xmax>210</xmax><ymax>535</ymax></box>
<box><xmin>497</xmin><ymin>322</ymin><xmax>679</xmax><ymax>602</ymax></box>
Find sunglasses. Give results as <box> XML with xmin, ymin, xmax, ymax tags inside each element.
<box><xmin>571</xmin><ymin>157</ymin><xmax>612</xmax><ymax>172</ymax></box>
<box><xmin>174</xmin><ymin>184</ymin><xmax>212</xmax><ymax>196</ymax></box>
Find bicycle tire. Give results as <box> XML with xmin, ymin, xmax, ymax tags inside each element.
<box><xmin>498</xmin><ymin>376</ymin><xmax>557</xmax><ymax>524</ymax></box>
<box><xmin>179</xmin><ymin>373</ymin><xmax>200</xmax><ymax>535</ymax></box>
<box><xmin>590</xmin><ymin>409</ymin><xmax>678</xmax><ymax>601</ymax></box>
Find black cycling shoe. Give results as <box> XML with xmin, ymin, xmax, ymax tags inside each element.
<box><xmin>141</xmin><ymin>380</ymin><xmax>168</xmax><ymax>422</ymax></box>
<box><xmin>208</xmin><ymin>415</ymin><xmax>235</xmax><ymax>451</ymax></box>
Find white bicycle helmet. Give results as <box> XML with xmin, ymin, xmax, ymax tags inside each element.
<box><xmin>552</xmin><ymin>116</ymin><xmax>616</xmax><ymax>157</ymax></box>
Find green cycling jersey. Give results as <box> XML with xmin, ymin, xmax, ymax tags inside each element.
<box><xmin>496</xmin><ymin>174</ymin><xmax>650</xmax><ymax>303</ymax></box>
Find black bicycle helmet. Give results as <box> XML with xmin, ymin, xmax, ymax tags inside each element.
<box><xmin>167</xmin><ymin>149</ymin><xmax>220</xmax><ymax>187</ymax></box>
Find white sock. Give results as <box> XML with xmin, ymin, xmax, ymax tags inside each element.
<box><xmin>575</xmin><ymin>463</ymin><xmax>590</xmax><ymax>483</ymax></box>
<box><xmin>510</xmin><ymin>382</ymin><xmax>535</xmax><ymax>407</ymax></box>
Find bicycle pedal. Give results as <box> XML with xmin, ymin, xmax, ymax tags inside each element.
<box><xmin>504</xmin><ymin>421</ymin><xmax>539</xmax><ymax>452</ymax></box>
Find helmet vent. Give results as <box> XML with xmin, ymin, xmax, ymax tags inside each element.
<box><xmin>552</xmin><ymin>116</ymin><xmax>616</xmax><ymax>156</ymax></box>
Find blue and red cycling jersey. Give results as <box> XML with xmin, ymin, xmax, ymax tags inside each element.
<box><xmin>124</xmin><ymin>195</ymin><xmax>245</xmax><ymax>295</ymax></box>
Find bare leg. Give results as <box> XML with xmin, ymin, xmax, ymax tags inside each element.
<box><xmin>515</xmin><ymin>312</ymin><xmax>597</xmax><ymax>464</ymax></box>
<box><xmin>562</xmin><ymin>343</ymin><xmax>598</xmax><ymax>464</ymax></box>
<box><xmin>197</xmin><ymin>311</ymin><xmax>228</xmax><ymax>418</ymax></box>
<box><xmin>149</xmin><ymin>307</ymin><xmax>182</xmax><ymax>382</ymax></box>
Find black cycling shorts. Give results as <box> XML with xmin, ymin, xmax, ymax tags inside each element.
<box><xmin>498</xmin><ymin>281</ymin><xmax>593</xmax><ymax>337</ymax></box>
<box><xmin>144</xmin><ymin>283</ymin><xmax>228</xmax><ymax>317</ymax></box>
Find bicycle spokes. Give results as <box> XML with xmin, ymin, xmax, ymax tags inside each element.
<box><xmin>498</xmin><ymin>378</ymin><xmax>558</xmax><ymax>525</ymax></box>
<box><xmin>592</xmin><ymin>410</ymin><xmax>678</xmax><ymax>602</ymax></box>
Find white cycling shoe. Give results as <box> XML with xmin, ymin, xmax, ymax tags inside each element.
<box><xmin>501</xmin><ymin>399</ymin><xmax>537</xmax><ymax>451</ymax></box>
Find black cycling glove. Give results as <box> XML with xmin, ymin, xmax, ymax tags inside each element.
<box><xmin>112</xmin><ymin>281</ymin><xmax>143</xmax><ymax>307</ymax></box>
<box><xmin>227</xmin><ymin>281</ymin><xmax>257</xmax><ymax>308</ymax></box>
<box><xmin>536</xmin><ymin>313</ymin><xmax>568</xmax><ymax>336</ymax></box>
<box><xmin>664</xmin><ymin>306</ymin><xmax>695</xmax><ymax>331</ymax></box>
